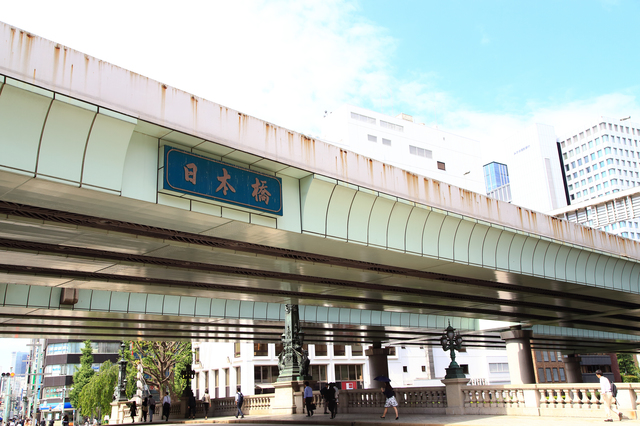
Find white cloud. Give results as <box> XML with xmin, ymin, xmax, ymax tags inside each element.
<box><xmin>1</xmin><ymin>0</ymin><xmax>639</xmax><ymax>149</ymax></box>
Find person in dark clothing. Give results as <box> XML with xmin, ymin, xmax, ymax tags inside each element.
<box><xmin>187</xmin><ymin>390</ymin><xmax>196</xmax><ymax>419</ymax></box>
<box><xmin>320</xmin><ymin>386</ymin><xmax>329</xmax><ymax>414</ymax></box>
<box><xmin>130</xmin><ymin>400</ymin><xmax>137</xmax><ymax>423</ymax></box>
<box><xmin>141</xmin><ymin>397</ymin><xmax>148</xmax><ymax>422</ymax></box>
<box><xmin>327</xmin><ymin>383</ymin><xmax>338</xmax><ymax>419</ymax></box>
<box><xmin>380</xmin><ymin>382</ymin><xmax>399</xmax><ymax>420</ymax></box>
<box><xmin>148</xmin><ymin>395</ymin><xmax>156</xmax><ymax>423</ymax></box>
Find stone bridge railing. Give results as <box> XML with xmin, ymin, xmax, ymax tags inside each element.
<box><xmin>334</xmin><ymin>381</ymin><xmax>640</xmax><ymax>420</ymax></box>
<box><xmin>112</xmin><ymin>382</ymin><xmax>640</xmax><ymax>423</ymax></box>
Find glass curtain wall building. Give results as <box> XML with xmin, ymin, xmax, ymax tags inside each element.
<box><xmin>483</xmin><ymin>162</ymin><xmax>512</xmax><ymax>202</ymax></box>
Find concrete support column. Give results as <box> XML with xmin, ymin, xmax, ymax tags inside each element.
<box><xmin>365</xmin><ymin>343</ymin><xmax>390</xmax><ymax>388</ymax></box>
<box><xmin>563</xmin><ymin>354</ymin><xmax>582</xmax><ymax>383</ymax></box>
<box><xmin>500</xmin><ymin>329</ymin><xmax>536</xmax><ymax>384</ymax></box>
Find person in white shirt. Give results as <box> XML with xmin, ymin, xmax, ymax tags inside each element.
<box><xmin>162</xmin><ymin>392</ymin><xmax>172</xmax><ymax>421</ymax></box>
<box><xmin>234</xmin><ymin>387</ymin><xmax>245</xmax><ymax>419</ymax></box>
<box><xmin>596</xmin><ymin>369</ymin><xmax>622</xmax><ymax>422</ymax></box>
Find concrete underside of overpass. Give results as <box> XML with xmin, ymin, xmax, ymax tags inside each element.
<box><xmin>1</xmin><ymin>22</ymin><xmax>640</xmax><ymax>353</ymax></box>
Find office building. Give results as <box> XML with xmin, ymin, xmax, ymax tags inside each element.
<box><xmin>12</xmin><ymin>352</ymin><xmax>28</xmax><ymax>376</ymax></box>
<box><xmin>39</xmin><ymin>340</ymin><xmax>120</xmax><ymax>423</ymax></box>
<box><xmin>559</xmin><ymin>117</ymin><xmax>640</xmax><ymax>203</ymax></box>
<box><xmin>483</xmin><ymin>123</ymin><xmax>567</xmax><ymax>212</ymax></box>
<box><xmin>191</xmin><ymin>341</ymin><xmax>510</xmax><ymax>397</ymax></box>
<box><xmin>321</xmin><ymin>105</ymin><xmax>485</xmax><ymax>194</ymax></box>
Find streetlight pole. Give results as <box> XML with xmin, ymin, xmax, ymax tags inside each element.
<box><xmin>440</xmin><ymin>322</ymin><xmax>465</xmax><ymax>379</ymax></box>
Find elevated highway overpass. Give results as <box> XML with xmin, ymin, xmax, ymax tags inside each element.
<box><xmin>1</xmin><ymin>22</ymin><xmax>640</xmax><ymax>356</ymax></box>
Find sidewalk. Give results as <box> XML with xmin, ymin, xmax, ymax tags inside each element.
<box><xmin>172</xmin><ymin>412</ymin><xmax>630</xmax><ymax>425</ymax></box>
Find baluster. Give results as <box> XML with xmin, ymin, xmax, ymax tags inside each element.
<box><xmin>462</xmin><ymin>389</ymin><xmax>470</xmax><ymax>407</ymax></box>
<box><xmin>539</xmin><ymin>388</ymin><xmax>548</xmax><ymax>408</ymax></box>
<box><xmin>495</xmin><ymin>388</ymin><xmax>504</xmax><ymax>407</ymax></box>
<box><xmin>562</xmin><ymin>388</ymin><xmax>570</xmax><ymax>408</ymax></box>
<box><xmin>590</xmin><ymin>387</ymin><xmax>600</xmax><ymax>408</ymax></box>
<box><xmin>580</xmin><ymin>387</ymin><xmax>589</xmax><ymax>408</ymax></box>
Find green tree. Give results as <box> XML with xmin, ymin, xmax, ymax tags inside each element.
<box><xmin>78</xmin><ymin>360</ymin><xmax>118</xmax><ymax>421</ymax></box>
<box><xmin>70</xmin><ymin>341</ymin><xmax>95</xmax><ymax>413</ymax></box>
<box><xmin>128</xmin><ymin>341</ymin><xmax>192</xmax><ymax>399</ymax></box>
<box><xmin>617</xmin><ymin>353</ymin><xmax>640</xmax><ymax>382</ymax></box>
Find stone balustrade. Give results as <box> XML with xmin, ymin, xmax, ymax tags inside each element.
<box><xmin>111</xmin><ymin>382</ymin><xmax>640</xmax><ymax>423</ymax></box>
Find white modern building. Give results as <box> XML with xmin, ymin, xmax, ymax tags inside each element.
<box><xmin>190</xmin><ymin>341</ymin><xmax>510</xmax><ymax>397</ymax></box>
<box><xmin>482</xmin><ymin>123</ymin><xmax>568</xmax><ymax>213</ymax></box>
<box><xmin>558</xmin><ymin>117</ymin><xmax>640</xmax><ymax>204</ymax></box>
<box><xmin>321</xmin><ymin>105</ymin><xmax>485</xmax><ymax>194</ymax></box>
<box><xmin>547</xmin><ymin>117</ymin><xmax>640</xmax><ymax>240</ymax></box>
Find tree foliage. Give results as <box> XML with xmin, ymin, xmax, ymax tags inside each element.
<box><xmin>78</xmin><ymin>360</ymin><xmax>118</xmax><ymax>420</ymax></box>
<box><xmin>617</xmin><ymin>353</ymin><xmax>640</xmax><ymax>382</ymax></box>
<box><xmin>70</xmin><ymin>341</ymin><xmax>95</xmax><ymax>412</ymax></box>
<box><xmin>127</xmin><ymin>341</ymin><xmax>192</xmax><ymax>399</ymax></box>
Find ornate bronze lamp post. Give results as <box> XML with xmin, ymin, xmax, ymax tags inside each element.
<box><xmin>440</xmin><ymin>322</ymin><xmax>465</xmax><ymax>379</ymax></box>
<box><xmin>114</xmin><ymin>342</ymin><xmax>129</xmax><ymax>401</ymax></box>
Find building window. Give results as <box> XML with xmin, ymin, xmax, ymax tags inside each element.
<box><xmin>254</xmin><ymin>343</ymin><xmax>269</xmax><ymax>357</ymax></box>
<box><xmin>351</xmin><ymin>112</ymin><xmax>376</xmax><ymax>124</ymax></box>
<box><xmin>310</xmin><ymin>365</ymin><xmax>327</xmax><ymax>381</ymax></box>
<box><xmin>382</xmin><ymin>138</ymin><xmax>391</xmax><ymax>146</ymax></box>
<box><xmin>335</xmin><ymin>364</ymin><xmax>363</xmax><ymax>381</ymax></box>
<box><xmin>437</xmin><ymin>161</ymin><xmax>446</xmax><ymax>171</ymax></box>
<box><xmin>254</xmin><ymin>365</ymin><xmax>279</xmax><ymax>384</ymax></box>
<box><xmin>195</xmin><ymin>347</ymin><xmax>200</xmax><ymax>363</ymax></box>
<box><xmin>543</xmin><ymin>351</ymin><xmax>549</xmax><ymax>361</ymax></box>
<box><xmin>387</xmin><ymin>347</ymin><xmax>396</xmax><ymax>356</ymax></box>
<box><xmin>409</xmin><ymin>145</ymin><xmax>432</xmax><ymax>158</ymax></box>
<box><xmin>350</xmin><ymin>345</ymin><xmax>363</xmax><ymax>356</ymax></box>
<box><xmin>552</xmin><ymin>368</ymin><xmax>559</xmax><ymax>382</ymax></box>
<box><xmin>538</xmin><ymin>368</ymin><xmax>545</xmax><ymax>383</ymax></box>
<box><xmin>236</xmin><ymin>366</ymin><xmax>241</xmax><ymax>386</ymax></box>
<box><xmin>234</xmin><ymin>342</ymin><xmax>241</xmax><ymax>358</ymax></box>
<box><xmin>550</xmin><ymin>351</ymin><xmax>556</xmax><ymax>362</ymax></box>
<box><xmin>421</xmin><ymin>366</ymin><xmax>426</xmax><ymax>372</ymax></box>
<box><xmin>368</xmin><ymin>134</ymin><xmax>377</xmax><ymax>142</ymax></box>
<box><xmin>535</xmin><ymin>351</ymin><xmax>542</xmax><ymax>362</ymax></box>
<box><xmin>380</xmin><ymin>120</ymin><xmax>404</xmax><ymax>132</ymax></box>
<box><xmin>333</xmin><ymin>345</ymin><xmax>346</xmax><ymax>356</ymax></box>
<box><xmin>314</xmin><ymin>344</ymin><xmax>328</xmax><ymax>356</ymax></box>
<box><xmin>545</xmin><ymin>368</ymin><xmax>552</xmax><ymax>382</ymax></box>
<box><xmin>489</xmin><ymin>363</ymin><xmax>509</xmax><ymax>373</ymax></box>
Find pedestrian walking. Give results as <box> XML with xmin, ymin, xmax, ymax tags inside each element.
<box><xmin>141</xmin><ymin>397</ymin><xmax>148</xmax><ymax>422</ymax></box>
<box><xmin>380</xmin><ymin>382</ymin><xmax>399</xmax><ymax>420</ymax></box>
<box><xmin>235</xmin><ymin>387</ymin><xmax>245</xmax><ymax>418</ymax></box>
<box><xmin>320</xmin><ymin>385</ymin><xmax>328</xmax><ymax>414</ymax></box>
<box><xmin>129</xmin><ymin>400</ymin><xmax>137</xmax><ymax>423</ymax></box>
<box><xmin>327</xmin><ymin>383</ymin><xmax>338</xmax><ymax>419</ymax></box>
<box><xmin>304</xmin><ymin>381</ymin><xmax>314</xmax><ymax>416</ymax></box>
<box><xmin>202</xmin><ymin>389</ymin><xmax>211</xmax><ymax>420</ymax></box>
<box><xmin>596</xmin><ymin>369</ymin><xmax>622</xmax><ymax>422</ymax></box>
<box><xmin>187</xmin><ymin>389</ymin><xmax>196</xmax><ymax>419</ymax></box>
<box><xmin>148</xmin><ymin>395</ymin><xmax>156</xmax><ymax>423</ymax></box>
<box><xmin>162</xmin><ymin>392</ymin><xmax>171</xmax><ymax>421</ymax></box>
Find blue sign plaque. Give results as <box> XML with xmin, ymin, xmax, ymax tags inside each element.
<box><xmin>163</xmin><ymin>145</ymin><xmax>283</xmax><ymax>216</ymax></box>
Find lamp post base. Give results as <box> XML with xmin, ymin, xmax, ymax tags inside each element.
<box><xmin>444</xmin><ymin>365</ymin><xmax>466</xmax><ymax>379</ymax></box>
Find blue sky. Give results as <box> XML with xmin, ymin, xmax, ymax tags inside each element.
<box><xmin>1</xmin><ymin>0</ymin><xmax>639</xmax><ymax>144</ymax></box>
<box><xmin>0</xmin><ymin>0</ymin><xmax>639</xmax><ymax>366</ymax></box>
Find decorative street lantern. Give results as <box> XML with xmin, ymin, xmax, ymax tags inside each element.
<box><xmin>114</xmin><ymin>342</ymin><xmax>129</xmax><ymax>402</ymax></box>
<box><xmin>440</xmin><ymin>321</ymin><xmax>465</xmax><ymax>379</ymax></box>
